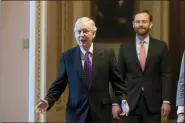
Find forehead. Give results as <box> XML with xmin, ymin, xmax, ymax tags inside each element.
<box><xmin>134</xmin><ymin>13</ymin><xmax>150</xmax><ymax>21</ymax></box>
<box><xmin>75</xmin><ymin>21</ymin><xmax>92</xmax><ymax>30</ymax></box>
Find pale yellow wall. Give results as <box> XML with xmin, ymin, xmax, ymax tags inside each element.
<box><xmin>44</xmin><ymin>2</ymin><xmax>72</xmax><ymax>122</ymax></box>
<box><xmin>0</xmin><ymin>1</ymin><xmax>29</xmax><ymax>121</ymax></box>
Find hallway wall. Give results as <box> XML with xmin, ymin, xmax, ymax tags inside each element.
<box><xmin>0</xmin><ymin>1</ymin><xmax>30</xmax><ymax>122</ymax></box>
<box><xmin>0</xmin><ymin>1</ymin><xmax>171</xmax><ymax>122</ymax></box>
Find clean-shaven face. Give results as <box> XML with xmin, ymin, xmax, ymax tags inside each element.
<box><xmin>74</xmin><ymin>20</ymin><xmax>96</xmax><ymax>49</ymax></box>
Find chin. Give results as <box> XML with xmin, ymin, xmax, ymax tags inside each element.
<box><xmin>137</xmin><ymin>32</ymin><xmax>148</xmax><ymax>36</ymax></box>
<box><xmin>139</xmin><ymin>34</ymin><xmax>146</xmax><ymax>36</ymax></box>
<box><xmin>82</xmin><ymin>43</ymin><xmax>87</xmax><ymax>46</ymax></box>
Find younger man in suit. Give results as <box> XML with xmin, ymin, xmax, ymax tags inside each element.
<box><xmin>112</xmin><ymin>10</ymin><xmax>171</xmax><ymax>123</ymax></box>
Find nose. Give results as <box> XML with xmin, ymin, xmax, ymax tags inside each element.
<box><xmin>80</xmin><ymin>31</ymin><xmax>85</xmax><ymax>36</ymax></box>
<box><xmin>139</xmin><ymin>22</ymin><xmax>143</xmax><ymax>27</ymax></box>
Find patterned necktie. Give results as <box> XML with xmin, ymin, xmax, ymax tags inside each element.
<box><xmin>139</xmin><ymin>41</ymin><xmax>146</xmax><ymax>71</ymax></box>
<box><xmin>84</xmin><ymin>52</ymin><xmax>92</xmax><ymax>87</ymax></box>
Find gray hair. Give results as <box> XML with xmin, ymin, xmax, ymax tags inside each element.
<box><xmin>74</xmin><ymin>17</ymin><xmax>97</xmax><ymax>32</ymax></box>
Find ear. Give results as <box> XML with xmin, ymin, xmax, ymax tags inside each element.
<box><xmin>132</xmin><ymin>21</ymin><xmax>135</xmax><ymax>28</ymax></box>
<box><xmin>93</xmin><ymin>31</ymin><xmax>96</xmax><ymax>38</ymax></box>
<box><xmin>149</xmin><ymin>22</ymin><xmax>153</xmax><ymax>29</ymax></box>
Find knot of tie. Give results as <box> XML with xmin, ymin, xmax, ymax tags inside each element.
<box><xmin>140</xmin><ymin>40</ymin><xmax>145</xmax><ymax>44</ymax></box>
<box><xmin>85</xmin><ymin>51</ymin><xmax>89</xmax><ymax>56</ymax></box>
<box><xmin>140</xmin><ymin>41</ymin><xmax>145</xmax><ymax>47</ymax></box>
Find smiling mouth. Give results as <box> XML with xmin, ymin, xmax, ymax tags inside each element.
<box><xmin>81</xmin><ymin>40</ymin><xmax>87</xmax><ymax>43</ymax></box>
<box><xmin>138</xmin><ymin>29</ymin><xmax>145</xmax><ymax>31</ymax></box>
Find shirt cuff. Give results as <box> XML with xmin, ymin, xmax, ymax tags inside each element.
<box><xmin>112</xmin><ymin>100</ymin><xmax>127</xmax><ymax>105</ymax></box>
<box><xmin>122</xmin><ymin>100</ymin><xmax>127</xmax><ymax>103</ymax></box>
<box><xmin>163</xmin><ymin>100</ymin><xmax>170</xmax><ymax>104</ymax></box>
<box><xmin>177</xmin><ymin>106</ymin><xmax>184</xmax><ymax>114</ymax></box>
<box><xmin>112</xmin><ymin>103</ymin><xmax>119</xmax><ymax>106</ymax></box>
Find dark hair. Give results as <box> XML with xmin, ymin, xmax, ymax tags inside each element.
<box><xmin>133</xmin><ymin>9</ymin><xmax>153</xmax><ymax>22</ymax></box>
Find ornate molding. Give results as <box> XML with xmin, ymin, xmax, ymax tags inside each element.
<box><xmin>35</xmin><ymin>1</ymin><xmax>42</xmax><ymax>122</ymax></box>
<box><xmin>32</xmin><ymin>1</ymin><xmax>47</xmax><ymax>122</ymax></box>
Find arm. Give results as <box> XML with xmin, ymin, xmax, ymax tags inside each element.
<box><xmin>111</xmin><ymin>44</ymin><xmax>126</xmax><ymax>105</ymax></box>
<box><xmin>160</xmin><ymin>43</ymin><xmax>171</xmax><ymax>103</ymax></box>
<box><xmin>109</xmin><ymin>47</ymin><xmax>127</xmax><ymax>102</ymax></box>
<box><xmin>176</xmin><ymin>51</ymin><xmax>185</xmax><ymax>114</ymax></box>
<box><xmin>45</xmin><ymin>54</ymin><xmax>68</xmax><ymax>110</ymax></box>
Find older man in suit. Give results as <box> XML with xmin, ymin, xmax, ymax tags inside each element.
<box><xmin>35</xmin><ymin>17</ymin><xmax>129</xmax><ymax>123</ymax></box>
<box><xmin>176</xmin><ymin>51</ymin><xmax>185</xmax><ymax>122</ymax></box>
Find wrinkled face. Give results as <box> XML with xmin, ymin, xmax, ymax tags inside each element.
<box><xmin>74</xmin><ymin>21</ymin><xmax>96</xmax><ymax>49</ymax></box>
<box><xmin>133</xmin><ymin>13</ymin><xmax>152</xmax><ymax>36</ymax></box>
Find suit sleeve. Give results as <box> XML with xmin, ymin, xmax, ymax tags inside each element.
<box><xmin>176</xmin><ymin>51</ymin><xmax>185</xmax><ymax>106</ymax></box>
<box><xmin>45</xmin><ymin>54</ymin><xmax>68</xmax><ymax>110</ymax></box>
<box><xmin>160</xmin><ymin>43</ymin><xmax>171</xmax><ymax>101</ymax></box>
<box><xmin>118</xmin><ymin>44</ymin><xmax>126</xmax><ymax>79</ymax></box>
<box><xmin>109</xmin><ymin>47</ymin><xmax>128</xmax><ymax>103</ymax></box>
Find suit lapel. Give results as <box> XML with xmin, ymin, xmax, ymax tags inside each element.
<box><xmin>74</xmin><ymin>44</ymin><xmax>104</xmax><ymax>89</ymax></box>
<box><xmin>144</xmin><ymin>37</ymin><xmax>155</xmax><ymax>72</ymax></box>
<box><xmin>132</xmin><ymin>37</ymin><xmax>156</xmax><ymax>72</ymax></box>
<box><xmin>132</xmin><ymin>40</ymin><xmax>143</xmax><ymax>72</ymax></box>
<box><xmin>91</xmin><ymin>43</ymin><xmax>103</xmax><ymax>88</ymax></box>
<box><xmin>74</xmin><ymin>46</ymin><xmax>88</xmax><ymax>89</ymax></box>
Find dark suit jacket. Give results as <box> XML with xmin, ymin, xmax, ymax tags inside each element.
<box><xmin>112</xmin><ymin>37</ymin><xmax>171</xmax><ymax>113</ymax></box>
<box><xmin>45</xmin><ymin>43</ymin><xmax>127</xmax><ymax>123</ymax></box>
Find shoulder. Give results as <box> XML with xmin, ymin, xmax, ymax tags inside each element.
<box><xmin>150</xmin><ymin>37</ymin><xmax>167</xmax><ymax>46</ymax></box>
<box><xmin>150</xmin><ymin>37</ymin><xmax>169</xmax><ymax>52</ymax></box>
<box><xmin>119</xmin><ymin>40</ymin><xmax>134</xmax><ymax>50</ymax></box>
<box><xmin>94</xmin><ymin>43</ymin><xmax>113</xmax><ymax>52</ymax></box>
<box><xmin>59</xmin><ymin>46</ymin><xmax>79</xmax><ymax>58</ymax></box>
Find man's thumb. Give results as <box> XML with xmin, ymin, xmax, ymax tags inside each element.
<box><xmin>40</xmin><ymin>99</ymin><xmax>46</xmax><ymax>103</ymax></box>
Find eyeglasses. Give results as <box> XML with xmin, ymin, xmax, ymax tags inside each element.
<box><xmin>75</xmin><ymin>28</ymin><xmax>92</xmax><ymax>34</ymax></box>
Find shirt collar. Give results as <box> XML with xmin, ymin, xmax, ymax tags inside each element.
<box><xmin>136</xmin><ymin>35</ymin><xmax>150</xmax><ymax>45</ymax></box>
<box><xmin>80</xmin><ymin>43</ymin><xmax>93</xmax><ymax>55</ymax></box>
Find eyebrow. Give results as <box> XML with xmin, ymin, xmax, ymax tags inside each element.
<box><xmin>135</xmin><ymin>20</ymin><xmax>148</xmax><ymax>22</ymax></box>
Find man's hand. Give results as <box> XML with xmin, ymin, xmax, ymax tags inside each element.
<box><xmin>161</xmin><ymin>103</ymin><xmax>171</xmax><ymax>117</ymax></box>
<box><xmin>120</xmin><ymin>100</ymin><xmax>129</xmax><ymax>116</ymax></box>
<box><xmin>35</xmin><ymin>99</ymin><xmax>49</xmax><ymax>114</ymax></box>
<box><xmin>177</xmin><ymin>113</ymin><xmax>184</xmax><ymax>122</ymax></box>
<box><xmin>112</xmin><ymin>105</ymin><xmax>121</xmax><ymax>119</ymax></box>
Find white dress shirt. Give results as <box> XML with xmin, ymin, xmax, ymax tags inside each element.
<box><xmin>135</xmin><ymin>35</ymin><xmax>170</xmax><ymax>104</ymax></box>
<box><xmin>136</xmin><ymin>35</ymin><xmax>149</xmax><ymax>59</ymax></box>
<box><xmin>177</xmin><ymin>106</ymin><xmax>184</xmax><ymax>114</ymax></box>
<box><xmin>80</xmin><ymin>43</ymin><xmax>93</xmax><ymax>68</ymax></box>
